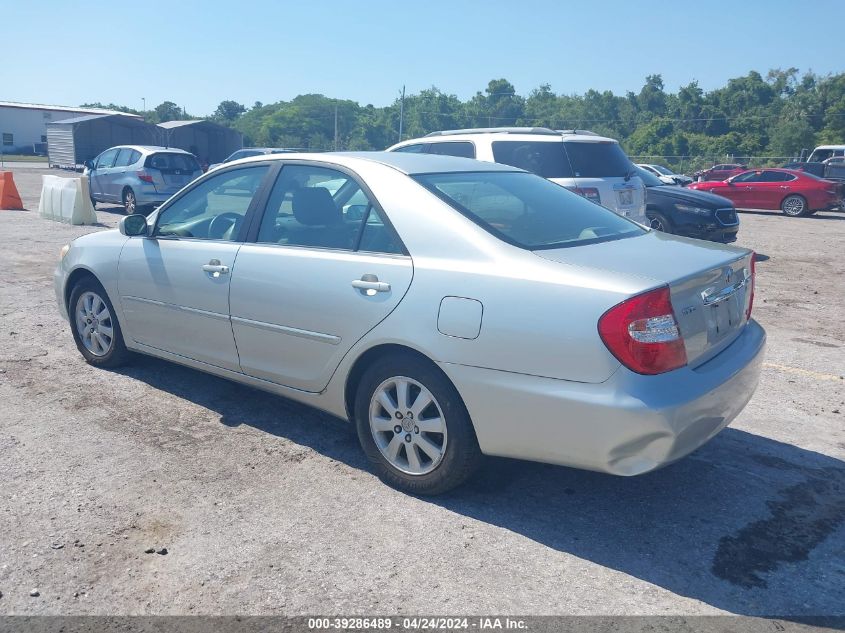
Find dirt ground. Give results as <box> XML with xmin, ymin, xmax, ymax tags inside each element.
<box><xmin>0</xmin><ymin>166</ymin><xmax>843</xmax><ymax>617</ymax></box>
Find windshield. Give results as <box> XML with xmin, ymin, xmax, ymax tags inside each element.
<box><xmin>227</xmin><ymin>149</ymin><xmax>264</xmax><ymax>162</ymax></box>
<box><xmin>652</xmin><ymin>164</ymin><xmax>673</xmax><ymax>176</ymax></box>
<box><xmin>564</xmin><ymin>141</ymin><xmax>633</xmax><ymax>178</ymax></box>
<box><xmin>413</xmin><ymin>171</ymin><xmax>645</xmax><ymax>250</ymax></box>
<box><xmin>634</xmin><ymin>166</ymin><xmax>664</xmax><ymax>188</ymax></box>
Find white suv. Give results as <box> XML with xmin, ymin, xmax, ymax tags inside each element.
<box><xmin>387</xmin><ymin>128</ymin><xmax>646</xmax><ymax>223</ymax></box>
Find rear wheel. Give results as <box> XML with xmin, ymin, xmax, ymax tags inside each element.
<box><xmin>122</xmin><ymin>187</ymin><xmax>137</xmax><ymax>214</ymax></box>
<box><xmin>781</xmin><ymin>194</ymin><xmax>808</xmax><ymax>217</ymax></box>
<box><xmin>68</xmin><ymin>277</ymin><xmax>131</xmax><ymax>368</ymax></box>
<box><xmin>354</xmin><ymin>354</ymin><xmax>482</xmax><ymax>495</ymax></box>
<box><xmin>647</xmin><ymin>210</ymin><xmax>673</xmax><ymax>234</ymax></box>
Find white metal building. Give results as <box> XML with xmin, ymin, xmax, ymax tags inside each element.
<box><xmin>0</xmin><ymin>101</ymin><xmax>141</xmax><ymax>154</ymax></box>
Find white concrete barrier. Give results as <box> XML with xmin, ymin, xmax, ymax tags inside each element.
<box><xmin>38</xmin><ymin>175</ymin><xmax>98</xmax><ymax>225</ymax></box>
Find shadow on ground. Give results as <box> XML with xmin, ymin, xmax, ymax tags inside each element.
<box><xmin>117</xmin><ymin>354</ymin><xmax>845</xmax><ymax>618</ymax></box>
<box><xmin>738</xmin><ymin>209</ymin><xmax>845</xmax><ymax>221</ymax></box>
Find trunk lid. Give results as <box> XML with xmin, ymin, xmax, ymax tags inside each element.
<box><xmin>534</xmin><ymin>232</ymin><xmax>754</xmax><ymax>367</ymax></box>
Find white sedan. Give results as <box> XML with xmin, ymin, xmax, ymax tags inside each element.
<box><xmin>55</xmin><ymin>152</ymin><xmax>765</xmax><ymax>494</ymax></box>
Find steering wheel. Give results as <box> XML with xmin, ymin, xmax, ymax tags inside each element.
<box><xmin>208</xmin><ymin>212</ymin><xmax>242</xmax><ymax>240</ymax></box>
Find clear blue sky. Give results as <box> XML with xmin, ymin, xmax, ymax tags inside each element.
<box><xmin>6</xmin><ymin>0</ymin><xmax>844</xmax><ymax>116</ymax></box>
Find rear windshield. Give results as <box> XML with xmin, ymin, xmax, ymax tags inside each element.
<box><xmin>413</xmin><ymin>171</ymin><xmax>644</xmax><ymax>250</ymax></box>
<box><xmin>563</xmin><ymin>141</ymin><xmax>633</xmax><ymax>178</ymax></box>
<box><xmin>146</xmin><ymin>153</ymin><xmax>200</xmax><ymax>171</ymax></box>
<box><xmin>491</xmin><ymin>141</ymin><xmax>574</xmax><ymax>178</ymax></box>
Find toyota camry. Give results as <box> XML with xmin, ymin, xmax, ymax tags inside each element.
<box><xmin>55</xmin><ymin>152</ymin><xmax>766</xmax><ymax>494</ymax></box>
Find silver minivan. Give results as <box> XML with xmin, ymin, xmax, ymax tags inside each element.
<box><xmin>388</xmin><ymin>128</ymin><xmax>647</xmax><ymax>224</ymax></box>
<box><xmin>86</xmin><ymin>145</ymin><xmax>203</xmax><ymax>214</ymax></box>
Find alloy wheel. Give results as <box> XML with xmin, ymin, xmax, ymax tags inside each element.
<box><xmin>782</xmin><ymin>195</ymin><xmax>805</xmax><ymax>216</ymax></box>
<box><xmin>368</xmin><ymin>376</ymin><xmax>448</xmax><ymax>475</ymax></box>
<box><xmin>124</xmin><ymin>190</ymin><xmax>136</xmax><ymax>214</ymax></box>
<box><xmin>74</xmin><ymin>291</ymin><xmax>114</xmax><ymax>357</ymax></box>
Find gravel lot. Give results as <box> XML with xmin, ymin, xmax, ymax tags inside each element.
<box><xmin>1</xmin><ymin>166</ymin><xmax>843</xmax><ymax>617</ymax></box>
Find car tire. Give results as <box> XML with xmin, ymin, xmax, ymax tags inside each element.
<box><xmin>68</xmin><ymin>277</ymin><xmax>131</xmax><ymax>368</ymax></box>
<box><xmin>122</xmin><ymin>187</ymin><xmax>137</xmax><ymax>215</ymax></box>
<box><xmin>781</xmin><ymin>194</ymin><xmax>808</xmax><ymax>217</ymax></box>
<box><xmin>354</xmin><ymin>354</ymin><xmax>482</xmax><ymax>495</ymax></box>
<box><xmin>647</xmin><ymin>210</ymin><xmax>673</xmax><ymax>234</ymax></box>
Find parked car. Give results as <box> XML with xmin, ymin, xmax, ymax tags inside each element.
<box><xmin>783</xmin><ymin>157</ymin><xmax>845</xmax><ymax>186</ymax></box>
<box><xmin>207</xmin><ymin>148</ymin><xmax>302</xmax><ymax>171</ymax></box>
<box><xmin>693</xmin><ymin>163</ymin><xmax>747</xmax><ymax>182</ymax></box>
<box><xmin>637</xmin><ymin>163</ymin><xmax>693</xmax><ymax>186</ymax></box>
<box><xmin>387</xmin><ymin>127</ymin><xmax>648</xmax><ymax>224</ymax></box>
<box><xmin>56</xmin><ymin>152</ymin><xmax>764</xmax><ymax>494</ymax></box>
<box><xmin>806</xmin><ymin>144</ymin><xmax>845</xmax><ymax>163</ymax></box>
<box><xmin>85</xmin><ymin>146</ymin><xmax>202</xmax><ymax>215</ymax></box>
<box><xmin>635</xmin><ymin>166</ymin><xmax>738</xmax><ymax>242</ymax></box>
<box><xmin>688</xmin><ymin>168</ymin><xmax>841</xmax><ymax>216</ymax></box>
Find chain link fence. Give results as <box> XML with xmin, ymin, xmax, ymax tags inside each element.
<box><xmin>629</xmin><ymin>155</ymin><xmax>798</xmax><ymax>176</ymax></box>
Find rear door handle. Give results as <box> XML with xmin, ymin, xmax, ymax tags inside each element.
<box><xmin>352</xmin><ymin>274</ymin><xmax>390</xmax><ymax>294</ymax></box>
<box><xmin>202</xmin><ymin>259</ymin><xmax>229</xmax><ymax>276</ymax></box>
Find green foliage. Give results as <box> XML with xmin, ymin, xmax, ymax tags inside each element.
<box><xmin>119</xmin><ymin>69</ymin><xmax>843</xmax><ymax>167</ymax></box>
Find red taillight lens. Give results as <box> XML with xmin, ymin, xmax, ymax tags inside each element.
<box><xmin>565</xmin><ymin>186</ymin><xmax>601</xmax><ymax>204</ymax></box>
<box><xmin>598</xmin><ymin>286</ymin><xmax>687</xmax><ymax>375</ymax></box>
<box><xmin>746</xmin><ymin>252</ymin><xmax>756</xmax><ymax>321</ymax></box>
<box><xmin>137</xmin><ymin>171</ymin><xmax>154</xmax><ymax>183</ymax></box>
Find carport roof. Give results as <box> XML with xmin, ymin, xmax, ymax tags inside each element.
<box><xmin>157</xmin><ymin>119</ymin><xmax>234</xmax><ymax>130</ymax></box>
<box><xmin>47</xmin><ymin>113</ymin><xmax>152</xmax><ymax>126</ymax></box>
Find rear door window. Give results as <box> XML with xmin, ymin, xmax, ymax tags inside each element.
<box><xmin>426</xmin><ymin>141</ymin><xmax>475</xmax><ymax>159</ymax></box>
<box><xmin>491</xmin><ymin>141</ymin><xmax>573</xmax><ymax>178</ymax></box>
<box><xmin>563</xmin><ymin>141</ymin><xmax>632</xmax><ymax>178</ymax></box>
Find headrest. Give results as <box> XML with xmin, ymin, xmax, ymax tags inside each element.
<box><xmin>292</xmin><ymin>188</ymin><xmax>340</xmax><ymax>226</ymax></box>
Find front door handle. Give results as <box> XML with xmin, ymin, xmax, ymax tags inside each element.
<box><xmin>202</xmin><ymin>259</ymin><xmax>230</xmax><ymax>277</ymax></box>
<box><xmin>352</xmin><ymin>274</ymin><xmax>390</xmax><ymax>294</ymax></box>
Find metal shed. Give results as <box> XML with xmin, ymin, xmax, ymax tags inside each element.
<box><xmin>157</xmin><ymin>120</ymin><xmax>242</xmax><ymax>165</ymax></box>
<box><xmin>47</xmin><ymin>114</ymin><xmax>158</xmax><ymax>169</ymax></box>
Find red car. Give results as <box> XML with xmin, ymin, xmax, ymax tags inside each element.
<box><xmin>693</xmin><ymin>163</ymin><xmax>747</xmax><ymax>182</ymax></box>
<box><xmin>689</xmin><ymin>168</ymin><xmax>842</xmax><ymax>217</ymax></box>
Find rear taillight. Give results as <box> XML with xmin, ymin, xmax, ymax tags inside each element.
<box><xmin>598</xmin><ymin>286</ymin><xmax>687</xmax><ymax>375</ymax></box>
<box><xmin>137</xmin><ymin>170</ymin><xmax>153</xmax><ymax>183</ymax></box>
<box><xmin>565</xmin><ymin>186</ymin><xmax>601</xmax><ymax>204</ymax></box>
<box><xmin>746</xmin><ymin>252</ymin><xmax>756</xmax><ymax>321</ymax></box>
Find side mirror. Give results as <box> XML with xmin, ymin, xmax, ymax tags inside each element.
<box><xmin>84</xmin><ymin>159</ymin><xmax>94</xmax><ymax>170</ymax></box>
<box><xmin>119</xmin><ymin>214</ymin><xmax>149</xmax><ymax>237</ymax></box>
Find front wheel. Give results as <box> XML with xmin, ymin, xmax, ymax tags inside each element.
<box><xmin>355</xmin><ymin>355</ymin><xmax>482</xmax><ymax>495</ymax></box>
<box><xmin>781</xmin><ymin>194</ymin><xmax>808</xmax><ymax>217</ymax></box>
<box><xmin>68</xmin><ymin>278</ymin><xmax>131</xmax><ymax>368</ymax></box>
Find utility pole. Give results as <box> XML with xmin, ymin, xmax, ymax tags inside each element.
<box><xmin>398</xmin><ymin>85</ymin><xmax>405</xmax><ymax>142</ymax></box>
<box><xmin>142</xmin><ymin>97</ymin><xmax>145</xmax><ymax>114</ymax></box>
<box><xmin>334</xmin><ymin>103</ymin><xmax>339</xmax><ymax>151</ymax></box>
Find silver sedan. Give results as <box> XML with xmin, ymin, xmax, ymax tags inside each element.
<box><xmin>55</xmin><ymin>152</ymin><xmax>766</xmax><ymax>494</ymax></box>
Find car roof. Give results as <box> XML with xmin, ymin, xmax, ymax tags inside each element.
<box><xmin>390</xmin><ymin>128</ymin><xmax>617</xmax><ymax>148</ymax></box>
<box><xmin>107</xmin><ymin>145</ymin><xmax>193</xmax><ymax>155</ymax></box>
<box><xmin>230</xmin><ymin>151</ymin><xmax>525</xmax><ymax>175</ymax></box>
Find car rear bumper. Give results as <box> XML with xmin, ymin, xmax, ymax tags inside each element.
<box><xmin>135</xmin><ymin>190</ymin><xmax>172</xmax><ymax>206</ymax></box>
<box><xmin>439</xmin><ymin>319</ymin><xmax>765</xmax><ymax>475</ymax></box>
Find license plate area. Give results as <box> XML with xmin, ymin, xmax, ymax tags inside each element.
<box><xmin>617</xmin><ymin>189</ymin><xmax>633</xmax><ymax>206</ymax></box>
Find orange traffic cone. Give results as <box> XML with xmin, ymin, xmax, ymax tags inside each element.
<box><xmin>0</xmin><ymin>171</ymin><xmax>24</xmax><ymax>209</ymax></box>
